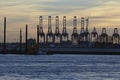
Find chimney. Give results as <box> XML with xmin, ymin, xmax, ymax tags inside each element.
<box><xmin>4</xmin><ymin>17</ymin><xmax>6</xmax><ymax>52</ymax></box>
<box><xmin>25</xmin><ymin>24</ymin><xmax>28</xmax><ymax>53</ymax></box>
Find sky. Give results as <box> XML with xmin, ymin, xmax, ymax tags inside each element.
<box><xmin>0</xmin><ymin>0</ymin><xmax>120</xmax><ymax>42</ymax></box>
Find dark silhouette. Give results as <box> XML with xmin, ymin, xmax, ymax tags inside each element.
<box><xmin>0</xmin><ymin>16</ymin><xmax>120</xmax><ymax>55</ymax></box>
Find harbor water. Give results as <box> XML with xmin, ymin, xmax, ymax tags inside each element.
<box><xmin>0</xmin><ymin>54</ymin><xmax>120</xmax><ymax>80</ymax></box>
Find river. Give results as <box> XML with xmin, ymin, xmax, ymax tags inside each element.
<box><xmin>0</xmin><ymin>54</ymin><xmax>120</xmax><ymax>80</ymax></box>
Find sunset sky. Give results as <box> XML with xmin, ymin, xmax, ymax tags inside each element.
<box><xmin>0</xmin><ymin>0</ymin><xmax>120</xmax><ymax>42</ymax></box>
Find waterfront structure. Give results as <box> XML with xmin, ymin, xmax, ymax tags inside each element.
<box><xmin>112</xmin><ymin>28</ymin><xmax>119</xmax><ymax>44</ymax></box>
<box><xmin>61</xmin><ymin>16</ymin><xmax>69</xmax><ymax>43</ymax></box>
<box><xmin>71</xmin><ymin>16</ymin><xmax>78</xmax><ymax>45</ymax></box>
<box><xmin>1</xmin><ymin>16</ymin><xmax>120</xmax><ymax>54</ymax></box>
<box><xmin>38</xmin><ymin>16</ymin><xmax>45</xmax><ymax>44</ymax></box>
<box><xmin>54</xmin><ymin>16</ymin><xmax>61</xmax><ymax>44</ymax></box>
<box><xmin>36</xmin><ymin>16</ymin><xmax>120</xmax><ymax>49</ymax></box>
<box><xmin>46</xmin><ymin>16</ymin><xmax>54</xmax><ymax>43</ymax></box>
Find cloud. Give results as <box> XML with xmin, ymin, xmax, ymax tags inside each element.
<box><xmin>0</xmin><ymin>0</ymin><xmax>120</xmax><ymax>42</ymax></box>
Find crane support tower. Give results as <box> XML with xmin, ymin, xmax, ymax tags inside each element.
<box><xmin>38</xmin><ymin>16</ymin><xmax>45</xmax><ymax>44</ymax></box>
<box><xmin>71</xmin><ymin>16</ymin><xmax>79</xmax><ymax>45</ymax></box>
<box><xmin>79</xmin><ymin>17</ymin><xmax>85</xmax><ymax>41</ymax></box>
<box><xmin>54</xmin><ymin>16</ymin><xmax>61</xmax><ymax>44</ymax></box>
<box><xmin>79</xmin><ymin>17</ymin><xmax>86</xmax><ymax>47</ymax></box>
<box><xmin>85</xmin><ymin>17</ymin><xmax>90</xmax><ymax>42</ymax></box>
<box><xmin>46</xmin><ymin>16</ymin><xmax>54</xmax><ymax>43</ymax></box>
<box><xmin>100</xmin><ymin>28</ymin><xmax>108</xmax><ymax>47</ymax></box>
<box><xmin>91</xmin><ymin>27</ymin><xmax>98</xmax><ymax>47</ymax></box>
<box><xmin>61</xmin><ymin>16</ymin><xmax>69</xmax><ymax>43</ymax></box>
<box><xmin>112</xmin><ymin>28</ymin><xmax>119</xmax><ymax>45</ymax></box>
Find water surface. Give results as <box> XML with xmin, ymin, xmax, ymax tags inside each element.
<box><xmin>0</xmin><ymin>54</ymin><xmax>120</xmax><ymax>80</ymax></box>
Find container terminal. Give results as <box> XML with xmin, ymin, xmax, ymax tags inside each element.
<box><xmin>0</xmin><ymin>16</ymin><xmax>120</xmax><ymax>55</ymax></box>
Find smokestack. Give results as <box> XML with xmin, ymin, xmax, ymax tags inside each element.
<box><xmin>25</xmin><ymin>24</ymin><xmax>28</xmax><ymax>53</ymax></box>
<box><xmin>4</xmin><ymin>17</ymin><xmax>6</xmax><ymax>52</ymax></box>
<box><xmin>20</xmin><ymin>29</ymin><xmax>22</xmax><ymax>52</ymax></box>
<box><xmin>37</xmin><ymin>25</ymin><xmax>39</xmax><ymax>45</ymax></box>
